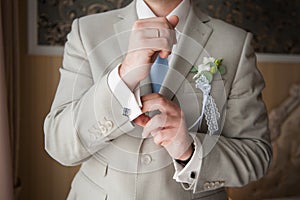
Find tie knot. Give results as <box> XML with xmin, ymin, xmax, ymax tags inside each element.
<box><xmin>154</xmin><ymin>56</ymin><xmax>168</xmax><ymax>66</ymax></box>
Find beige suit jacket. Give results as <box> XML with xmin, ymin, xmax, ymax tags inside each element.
<box><xmin>44</xmin><ymin>1</ymin><xmax>272</xmax><ymax>199</ymax></box>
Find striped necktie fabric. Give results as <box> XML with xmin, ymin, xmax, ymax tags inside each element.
<box><xmin>150</xmin><ymin>56</ymin><xmax>169</xmax><ymax>93</ymax></box>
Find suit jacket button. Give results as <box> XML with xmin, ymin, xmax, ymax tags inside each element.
<box><xmin>203</xmin><ymin>182</ymin><xmax>210</xmax><ymax>189</ymax></box>
<box><xmin>105</xmin><ymin>120</ymin><xmax>113</xmax><ymax>130</ymax></box>
<box><xmin>99</xmin><ymin>125</ymin><xmax>108</xmax><ymax>135</ymax></box>
<box><xmin>141</xmin><ymin>154</ymin><xmax>152</xmax><ymax>165</ymax></box>
<box><xmin>214</xmin><ymin>181</ymin><xmax>220</xmax><ymax>187</ymax></box>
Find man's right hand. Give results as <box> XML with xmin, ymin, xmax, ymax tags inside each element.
<box><xmin>119</xmin><ymin>16</ymin><xmax>179</xmax><ymax>91</ymax></box>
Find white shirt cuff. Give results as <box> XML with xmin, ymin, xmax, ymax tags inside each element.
<box><xmin>172</xmin><ymin>136</ymin><xmax>203</xmax><ymax>187</ymax></box>
<box><xmin>108</xmin><ymin>65</ymin><xmax>142</xmax><ymax>121</ymax></box>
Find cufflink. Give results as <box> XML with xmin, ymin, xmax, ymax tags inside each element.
<box><xmin>123</xmin><ymin>108</ymin><xmax>131</xmax><ymax>117</ymax></box>
<box><xmin>190</xmin><ymin>171</ymin><xmax>196</xmax><ymax>179</ymax></box>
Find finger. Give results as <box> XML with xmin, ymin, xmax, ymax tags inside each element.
<box><xmin>128</xmin><ymin>37</ymin><xmax>172</xmax><ymax>54</ymax></box>
<box><xmin>137</xmin><ymin>19</ymin><xmax>177</xmax><ymax>46</ymax></box>
<box><xmin>142</xmin><ymin>114</ymin><xmax>166</xmax><ymax>138</ymax></box>
<box><xmin>131</xmin><ymin>28</ymin><xmax>160</xmax><ymax>39</ymax></box>
<box><xmin>153</xmin><ymin>129</ymin><xmax>172</xmax><ymax>146</ymax></box>
<box><xmin>134</xmin><ymin>114</ymin><xmax>150</xmax><ymax>127</ymax></box>
<box><xmin>159</xmin><ymin>51</ymin><xmax>171</xmax><ymax>59</ymax></box>
<box><xmin>150</xmin><ymin>129</ymin><xmax>161</xmax><ymax>137</ymax></box>
<box><xmin>142</xmin><ymin>97</ymin><xmax>178</xmax><ymax>115</ymax></box>
<box><xmin>167</xmin><ymin>15</ymin><xmax>179</xmax><ymax>29</ymax></box>
<box><xmin>141</xmin><ymin>94</ymin><xmax>178</xmax><ymax>114</ymax></box>
<box><xmin>157</xmin><ymin>28</ymin><xmax>176</xmax><ymax>44</ymax></box>
<box><xmin>153</xmin><ymin>131</ymin><xmax>169</xmax><ymax>146</ymax></box>
<box><xmin>131</xmin><ymin>27</ymin><xmax>175</xmax><ymax>39</ymax></box>
<box><xmin>142</xmin><ymin>114</ymin><xmax>179</xmax><ymax>138</ymax></box>
<box><xmin>141</xmin><ymin>93</ymin><xmax>162</xmax><ymax>101</ymax></box>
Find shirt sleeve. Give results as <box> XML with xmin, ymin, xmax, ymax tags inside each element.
<box><xmin>108</xmin><ymin>65</ymin><xmax>143</xmax><ymax>121</ymax></box>
<box><xmin>172</xmin><ymin>136</ymin><xmax>203</xmax><ymax>189</ymax></box>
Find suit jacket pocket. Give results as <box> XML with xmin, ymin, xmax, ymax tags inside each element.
<box><xmin>68</xmin><ymin>171</ymin><xmax>107</xmax><ymax>200</ymax></box>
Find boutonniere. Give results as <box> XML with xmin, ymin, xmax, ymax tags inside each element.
<box><xmin>188</xmin><ymin>57</ymin><xmax>226</xmax><ymax>136</ymax></box>
<box><xmin>191</xmin><ymin>57</ymin><xmax>226</xmax><ymax>83</ymax></box>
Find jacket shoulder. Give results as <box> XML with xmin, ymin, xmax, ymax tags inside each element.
<box><xmin>208</xmin><ymin>17</ymin><xmax>248</xmax><ymax>41</ymax></box>
<box><xmin>69</xmin><ymin>4</ymin><xmax>134</xmax><ymax>49</ymax></box>
<box><xmin>78</xmin><ymin>7</ymin><xmax>125</xmax><ymax>26</ymax></box>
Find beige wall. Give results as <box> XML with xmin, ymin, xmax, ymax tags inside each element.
<box><xmin>18</xmin><ymin>2</ymin><xmax>78</xmax><ymax>200</ymax></box>
<box><xmin>18</xmin><ymin>55</ymin><xmax>79</xmax><ymax>200</ymax></box>
<box><xmin>18</xmin><ymin>1</ymin><xmax>300</xmax><ymax>200</ymax></box>
<box><xmin>258</xmin><ymin>62</ymin><xmax>300</xmax><ymax>111</ymax></box>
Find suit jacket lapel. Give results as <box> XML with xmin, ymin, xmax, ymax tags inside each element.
<box><xmin>113</xmin><ymin>1</ymin><xmax>138</xmax><ymax>57</ymax></box>
<box><xmin>160</xmin><ymin>7</ymin><xmax>213</xmax><ymax>100</ymax></box>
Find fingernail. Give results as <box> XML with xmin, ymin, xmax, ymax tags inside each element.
<box><xmin>142</xmin><ymin>130</ymin><xmax>149</xmax><ymax>138</ymax></box>
<box><xmin>142</xmin><ymin>132</ymin><xmax>147</xmax><ymax>138</ymax></box>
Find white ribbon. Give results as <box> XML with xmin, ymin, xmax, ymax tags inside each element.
<box><xmin>188</xmin><ymin>74</ymin><xmax>220</xmax><ymax>135</ymax></box>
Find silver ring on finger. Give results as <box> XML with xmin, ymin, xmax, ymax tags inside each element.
<box><xmin>156</xmin><ymin>28</ymin><xmax>160</xmax><ymax>38</ymax></box>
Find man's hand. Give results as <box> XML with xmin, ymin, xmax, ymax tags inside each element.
<box><xmin>136</xmin><ymin>93</ymin><xmax>194</xmax><ymax>160</ymax></box>
<box><xmin>119</xmin><ymin>16</ymin><xmax>179</xmax><ymax>91</ymax></box>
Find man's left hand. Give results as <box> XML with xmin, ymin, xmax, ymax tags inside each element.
<box><xmin>135</xmin><ymin>93</ymin><xmax>194</xmax><ymax>160</ymax></box>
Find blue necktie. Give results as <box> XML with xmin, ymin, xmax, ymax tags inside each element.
<box><xmin>150</xmin><ymin>56</ymin><xmax>168</xmax><ymax>93</ymax></box>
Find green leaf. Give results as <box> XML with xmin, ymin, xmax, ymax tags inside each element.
<box><xmin>190</xmin><ymin>66</ymin><xmax>198</xmax><ymax>73</ymax></box>
<box><xmin>200</xmin><ymin>70</ymin><xmax>213</xmax><ymax>83</ymax></box>
<box><xmin>218</xmin><ymin>65</ymin><xmax>226</xmax><ymax>75</ymax></box>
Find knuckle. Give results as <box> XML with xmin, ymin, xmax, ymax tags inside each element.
<box><xmin>130</xmin><ymin>30</ymin><xmax>142</xmax><ymax>41</ymax></box>
<box><xmin>133</xmin><ymin>20</ymin><xmax>143</xmax><ymax>29</ymax></box>
<box><xmin>152</xmin><ymin>93</ymin><xmax>161</xmax><ymax>99</ymax></box>
<box><xmin>158</xmin><ymin>97</ymin><xmax>166</xmax><ymax>105</ymax></box>
<box><xmin>158</xmin><ymin>38</ymin><xmax>171</xmax><ymax>51</ymax></box>
<box><xmin>179</xmin><ymin>110</ymin><xmax>185</xmax><ymax>118</ymax></box>
<box><xmin>180</xmin><ymin>110</ymin><xmax>184</xmax><ymax>116</ymax></box>
<box><xmin>160</xmin><ymin>17</ymin><xmax>168</xmax><ymax>24</ymax></box>
<box><xmin>160</xmin><ymin>38</ymin><xmax>169</xmax><ymax>46</ymax></box>
<box><xmin>154</xmin><ymin>134</ymin><xmax>163</xmax><ymax>145</ymax></box>
<box><xmin>154</xmin><ymin>136</ymin><xmax>160</xmax><ymax>145</ymax></box>
<box><xmin>164</xmin><ymin>29</ymin><xmax>171</xmax><ymax>38</ymax></box>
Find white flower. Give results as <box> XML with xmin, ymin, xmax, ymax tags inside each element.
<box><xmin>197</xmin><ymin>57</ymin><xmax>215</xmax><ymax>73</ymax></box>
<box><xmin>203</xmin><ymin>57</ymin><xmax>215</xmax><ymax>65</ymax></box>
<box><xmin>193</xmin><ymin>57</ymin><xmax>213</xmax><ymax>79</ymax></box>
<box><xmin>197</xmin><ymin>63</ymin><xmax>210</xmax><ymax>72</ymax></box>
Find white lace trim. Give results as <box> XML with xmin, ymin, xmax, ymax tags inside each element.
<box><xmin>188</xmin><ymin>74</ymin><xmax>220</xmax><ymax>135</ymax></box>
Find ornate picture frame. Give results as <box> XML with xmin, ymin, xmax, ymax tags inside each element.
<box><xmin>27</xmin><ymin>0</ymin><xmax>300</xmax><ymax>62</ymax></box>
<box><xmin>28</xmin><ymin>0</ymin><xmax>64</xmax><ymax>56</ymax></box>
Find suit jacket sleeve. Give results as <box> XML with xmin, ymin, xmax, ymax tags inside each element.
<box><xmin>43</xmin><ymin>19</ymin><xmax>135</xmax><ymax>166</ymax></box>
<box><xmin>191</xmin><ymin>33</ymin><xmax>272</xmax><ymax>193</ymax></box>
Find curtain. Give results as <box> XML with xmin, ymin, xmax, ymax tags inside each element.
<box><xmin>0</xmin><ymin>0</ymin><xmax>20</xmax><ymax>199</ymax></box>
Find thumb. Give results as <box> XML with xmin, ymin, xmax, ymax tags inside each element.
<box><xmin>168</xmin><ymin>15</ymin><xmax>179</xmax><ymax>28</ymax></box>
<box><xmin>133</xmin><ymin>114</ymin><xmax>150</xmax><ymax>127</ymax></box>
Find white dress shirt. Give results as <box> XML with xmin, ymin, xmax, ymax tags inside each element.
<box><xmin>108</xmin><ymin>0</ymin><xmax>202</xmax><ymax>188</ymax></box>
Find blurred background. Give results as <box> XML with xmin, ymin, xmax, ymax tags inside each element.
<box><xmin>0</xmin><ymin>0</ymin><xmax>299</xmax><ymax>200</ymax></box>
